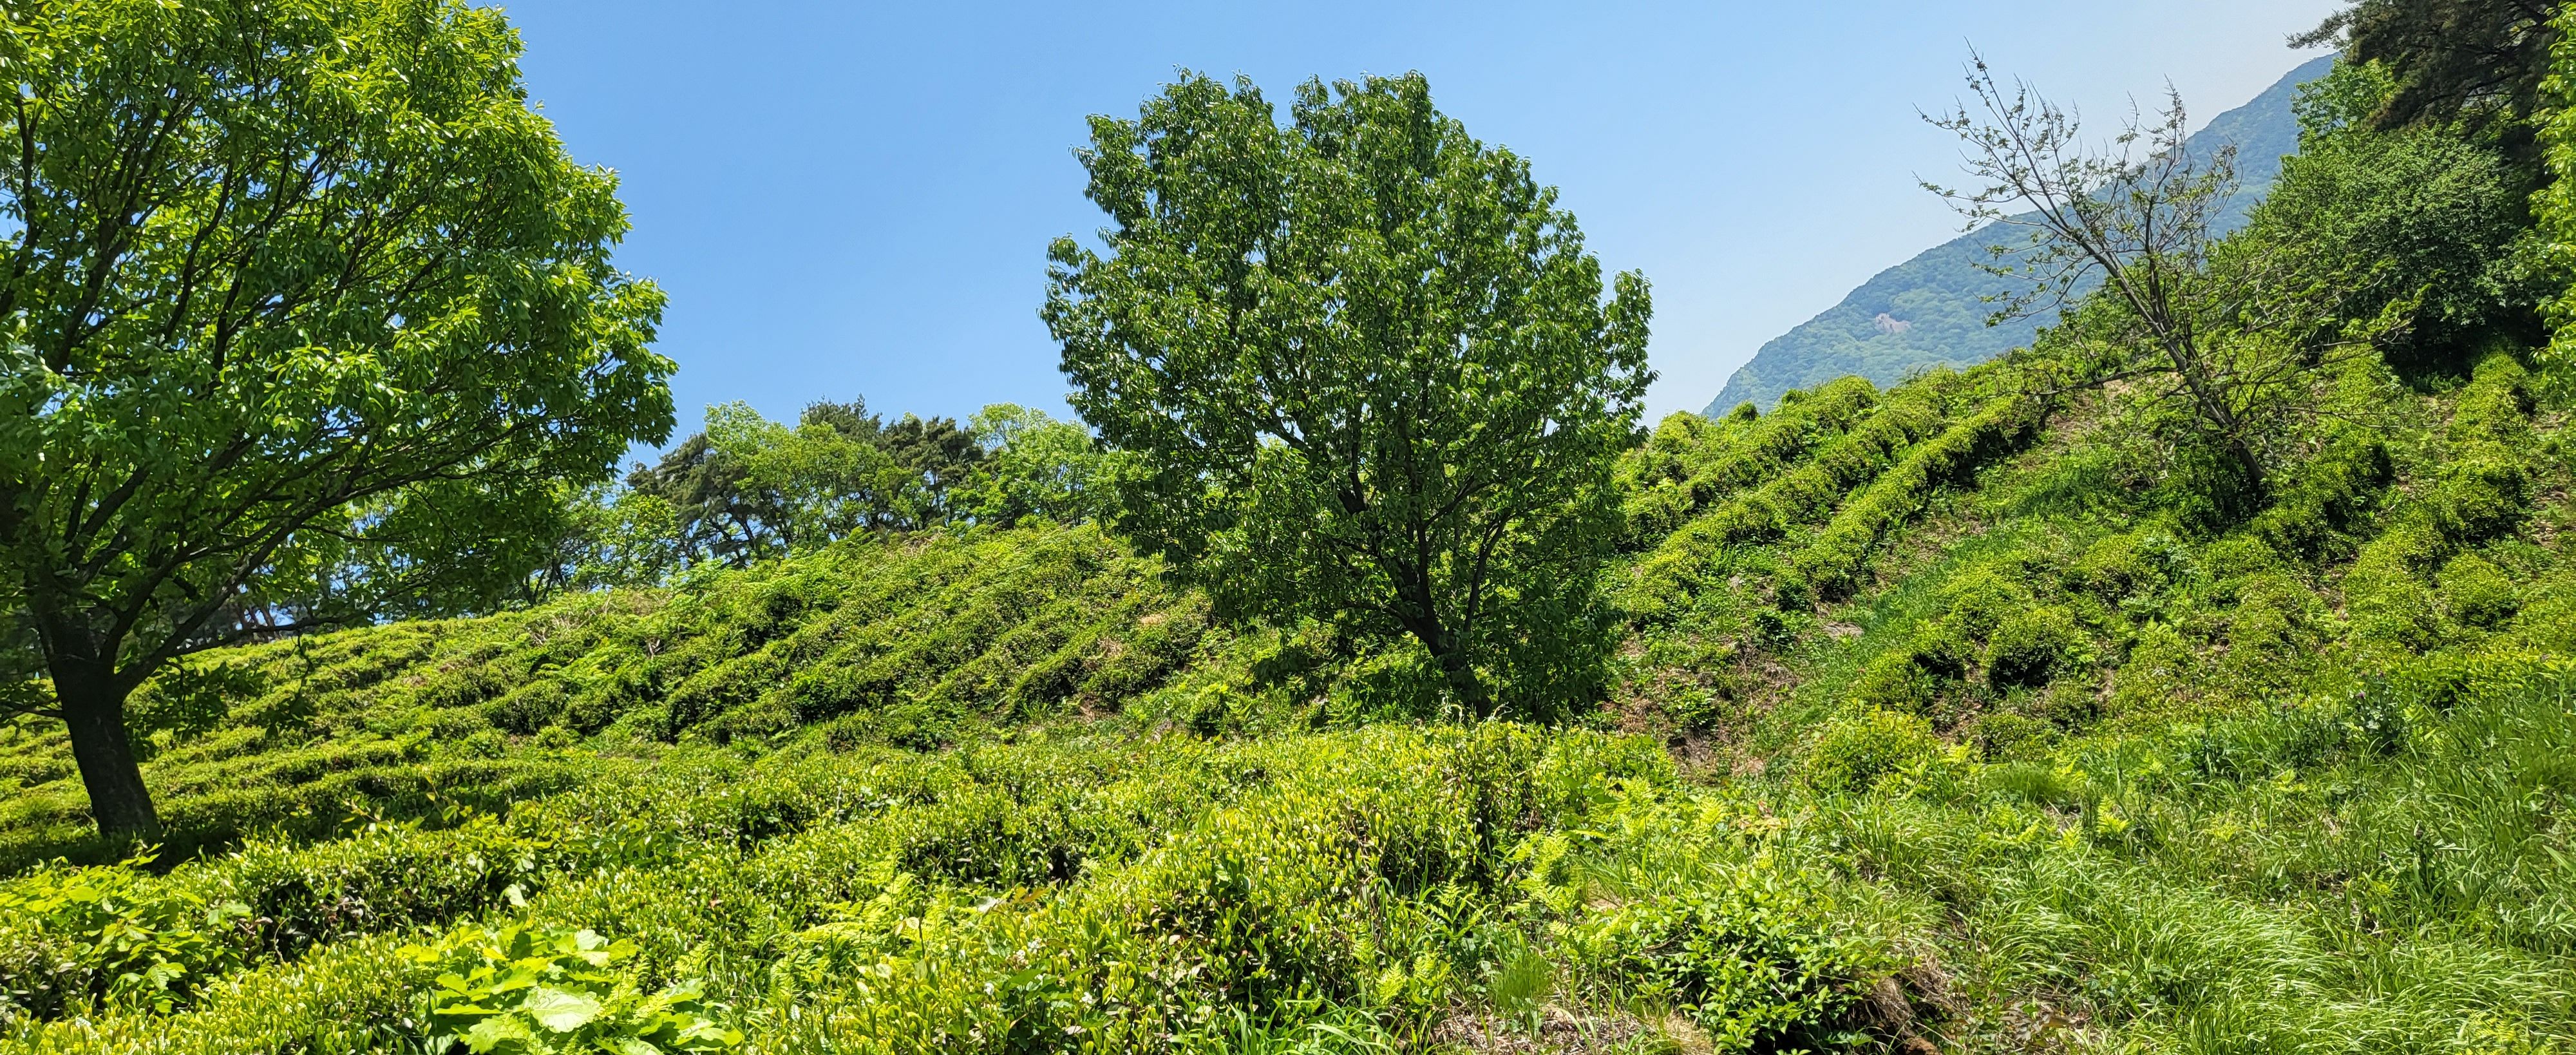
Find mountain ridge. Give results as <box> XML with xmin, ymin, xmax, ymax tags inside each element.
<box><xmin>1703</xmin><ymin>53</ymin><xmax>2338</xmax><ymax>416</ymax></box>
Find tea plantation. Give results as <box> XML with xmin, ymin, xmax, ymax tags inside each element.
<box><xmin>12</xmin><ymin>1</ymin><xmax>2576</xmax><ymax>1052</ymax></box>
<box><xmin>1</xmin><ymin>337</ymin><xmax>2571</xmax><ymax>1053</ymax></box>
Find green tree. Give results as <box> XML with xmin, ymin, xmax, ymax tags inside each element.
<box><xmin>956</xmin><ymin>404</ymin><xmax>1103</xmax><ymax>528</ymax></box>
<box><xmin>628</xmin><ymin>399</ymin><xmax>985</xmax><ymax>564</ymax></box>
<box><xmin>1046</xmin><ymin>73</ymin><xmax>1652</xmax><ymax>719</ymax></box>
<box><xmin>623</xmin><ymin>433</ymin><xmax>773</xmax><ymax>569</ymax></box>
<box><xmin>537</xmin><ymin>484</ymin><xmax>688</xmax><ymax>593</ymax></box>
<box><xmin>0</xmin><ymin>0</ymin><xmax>674</xmax><ymax>842</ymax></box>
<box><xmin>2296</xmin><ymin>0</ymin><xmax>2558</xmax><ymax>129</ymax></box>
<box><xmin>704</xmin><ymin>402</ymin><xmax>912</xmax><ymax>551</ymax></box>
<box><xmin>2533</xmin><ymin>1</ymin><xmax>2576</xmax><ymax>376</ymax></box>
<box><xmin>2257</xmin><ymin>62</ymin><xmax>2542</xmax><ymax>369</ymax></box>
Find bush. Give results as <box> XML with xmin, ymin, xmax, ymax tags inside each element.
<box><xmin>2199</xmin><ymin>534</ymin><xmax>2284</xmax><ymax>584</ymax></box>
<box><xmin>0</xmin><ymin>857</ymin><xmax>249</xmax><ymax>1021</ymax></box>
<box><xmin>2438</xmin><ymin>447</ymin><xmax>2532</xmax><ymax>542</ymax></box>
<box><xmin>2108</xmin><ymin>622</ymin><xmax>2203</xmax><ymax>719</ymax></box>
<box><xmin>1940</xmin><ymin>570</ymin><xmax>2029</xmax><ymax>644</ymax></box>
<box><xmin>2250</xmin><ymin>433</ymin><xmax>2393</xmax><ymax>564</ymax></box>
<box><xmin>402</xmin><ymin>923</ymin><xmax>742</xmax><ymax>1054</ymax></box>
<box><xmin>1806</xmin><ymin>709</ymin><xmax>1940</xmax><ymax>792</ymax></box>
<box><xmin>1984</xmin><ymin>607</ymin><xmax>2089</xmax><ymax>690</ymax></box>
<box><xmin>205</xmin><ymin>813</ymin><xmax>569</xmax><ymax>960</ymax></box>
<box><xmin>1793</xmin><ymin>395</ymin><xmax>2038</xmax><ymax>597</ymax></box>
<box><xmin>1847</xmin><ymin>651</ymin><xmax>1937</xmax><ymax>714</ymax></box>
<box><xmin>2345</xmin><ymin>522</ymin><xmax>2446</xmax><ymax>654</ymax></box>
<box><xmin>2071</xmin><ymin>531</ymin><xmax>2183</xmax><ymax>602</ymax></box>
<box><xmin>2441</xmin><ymin>553</ymin><xmax>2522</xmax><ymax>628</ymax></box>
<box><xmin>2252</xmin><ymin>119</ymin><xmax>2539</xmax><ymax>370</ymax></box>
<box><xmin>1581</xmin><ymin>871</ymin><xmax>1896</xmax><ymax>1050</ymax></box>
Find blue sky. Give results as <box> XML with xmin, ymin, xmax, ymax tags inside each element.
<box><xmin>501</xmin><ymin>1</ymin><xmax>2341</xmax><ymax>438</ymax></box>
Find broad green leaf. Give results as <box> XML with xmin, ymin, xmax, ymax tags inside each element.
<box><xmin>524</xmin><ymin>986</ymin><xmax>603</xmax><ymax>1032</ymax></box>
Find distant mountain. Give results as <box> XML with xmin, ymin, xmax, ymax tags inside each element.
<box><xmin>1703</xmin><ymin>53</ymin><xmax>2338</xmax><ymax>417</ymax></box>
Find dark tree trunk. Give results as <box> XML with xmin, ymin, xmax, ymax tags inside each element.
<box><xmin>53</xmin><ymin>660</ymin><xmax>162</xmax><ymax>845</ymax></box>
<box><xmin>1389</xmin><ymin>562</ymin><xmax>1495</xmax><ymax>718</ymax></box>
<box><xmin>1430</xmin><ymin>642</ymin><xmax>1493</xmax><ymax>719</ymax></box>
<box><xmin>1403</xmin><ymin>611</ymin><xmax>1493</xmax><ymax>719</ymax></box>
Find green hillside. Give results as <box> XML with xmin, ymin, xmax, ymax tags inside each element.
<box><xmin>10</xmin><ymin>6</ymin><xmax>2576</xmax><ymax>1055</ymax></box>
<box><xmin>1703</xmin><ymin>54</ymin><xmax>2338</xmax><ymax>417</ymax></box>
<box><xmin>10</xmin><ymin>227</ymin><xmax>2576</xmax><ymax>1054</ymax></box>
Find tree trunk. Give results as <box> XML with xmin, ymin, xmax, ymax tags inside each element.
<box><xmin>1408</xmin><ymin>621</ymin><xmax>1493</xmax><ymax>720</ymax></box>
<box><xmin>1432</xmin><ymin>645</ymin><xmax>1493</xmax><ymax>720</ymax></box>
<box><xmin>1392</xmin><ymin>570</ymin><xmax>1496</xmax><ymax>720</ymax></box>
<box><xmin>53</xmin><ymin>661</ymin><xmax>162</xmax><ymax>846</ymax></box>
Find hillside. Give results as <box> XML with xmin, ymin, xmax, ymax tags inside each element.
<box><xmin>3</xmin><ymin>316</ymin><xmax>2573</xmax><ymax>1051</ymax></box>
<box><xmin>11</xmin><ymin>9</ymin><xmax>2576</xmax><ymax>1054</ymax></box>
<box><xmin>1703</xmin><ymin>53</ymin><xmax>2337</xmax><ymax>416</ymax></box>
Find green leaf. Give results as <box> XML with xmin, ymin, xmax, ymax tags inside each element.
<box><xmin>465</xmin><ymin>1014</ymin><xmax>538</xmax><ymax>1053</ymax></box>
<box><xmin>524</xmin><ymin>987</ymin><xmax>603</xmax><ymax>1032</ymax></box>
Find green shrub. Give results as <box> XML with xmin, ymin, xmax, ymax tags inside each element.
<box><xmin>2199</xmin><ymin>533</ymin><xmax>2285</xmax><ymax>585</ymax></box>
<box><xmin>2507</xmin><ymin>572</ymin><xmax>2576</xmax><ymax>652</ymax></box>
<box><xmin>1617</xmin><ymin>386</ymin><xmax>1951</xmax><ymax>628</ymax></box>
<box><xmin>402</xmin><ymin>923</ymin><xmax>741</xmax><ymax>1054</ymax></box>
<box><xmin>2437</xmin><ymin>446</ymin><xmax>2532</xmax><ymax>542</ymax></box>
<box><xmin>1847</xmin><ymin>652</ymin><xmax>1936</xmax><ymax>714</ymax></box>
<box><xmin>1322</xmin><ymin>644</ymin><xmax>1448</xmax><ymax>723</ymax></box>
<box><xmin>2250</xmin><ymin>433</ymin><xmax>2394</xmax><ymax>564</ymax></box>
<box><xmin>1940</xmin><ymin>569</ymin><xmax>2030</xmax><ymax>644</ymax></box>
<box><xmin>2441</xmin><ymin>553</ymin><xmax>2521</xmax><ymax>628</ymax></box>
<box><xmin>2454</xmin><ymin>352</ymin><xmax>2535</xmax><ymax>445</ymax></box>
<box><xmin>2224</xmin><ymin>572</ymin><xmax>2320</xmax><ymax>667</ymax></box>
<box><xmin>1806</xmin><ymin>709</ymin><xmax>1940</xmax><ymax>792</ymax></box>
<box><xmin>205</xmin><ymin>813</ymin><xmax>569</xmax><ymax>960</ymax></box>
<box><xmin>2345</xmin><ymin>524</ymin><xmax>2446</xmax><ymax>654</ymax></box>
<box><xmin>1971</xmin><ymin>712</ymin><xmax>2054</xmax><ymax>761</ymax></box>
<box><xmin>0</xmin><ymin>857</ymin><xmax>249</xmax><ymax>1020</ymax></box>
<box><xmin>1985</xmin><ymin>607</ymin><xmax>2089</xmax><ymax>690</ymax></box>
<box><xmin>1533</xmin><ymin>790</ymin><xmax>1909</xmax><ymax>1052</ymax></box>
<box><xmin>1793</xmin><ymin>395</ymin><xmax>2037</xmax><ymax>597</ymax></box>
<box><xmin>1580</xmin><ymin>871</ymin><xmax>1893</xmax><ymax>1051</ymax></box>
<box><xmin>2072</xmin><ymin>531</ymin><xmax>2183</xmax><ymax>602</ymax></box>
<box><xmin>2108</xmin><ymin>622</ymin><xmax>2203</xmax><ymax>720</ymax></box>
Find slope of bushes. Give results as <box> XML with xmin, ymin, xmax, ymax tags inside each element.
<box><xmin>9</xmin><ymin>207</ymin><xmax>2576</xmax><ymax>1055</ymax></box>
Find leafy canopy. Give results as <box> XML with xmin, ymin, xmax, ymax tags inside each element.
<box><xmin>1046</xmin><ymin>71</ymin><xmax>1652</xmax><ymax>718</ymax></box>
<box><xmin>0</xmin><ymin>0</ymin><xmax>674</xmax><ymax>839</ymax></box>
<box><xmin>2297</xmin><ymin>0</ymin><xmax>2559</xmax><ymax>128</ymax></box>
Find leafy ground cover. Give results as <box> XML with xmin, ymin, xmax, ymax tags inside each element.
<box><xmin>1</xmin><ymin>325</ymin><xmax>2570</xmax><ymax>1052</ymax></box>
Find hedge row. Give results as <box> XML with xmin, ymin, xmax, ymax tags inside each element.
<box><xmin>1620</xmin><ymin>378</ymin><xmax>1881</xmax><ymax>547</ymax></box>
<box><xmin>0</xmin><ymin>526</ymin><xmax>1209</xmax><ymax>868</ymax></box>
<box><xmin>1788</xmin><ymin>395</ymin><xmax>2041</xmax><ymax>598</ymax></box>
<box><xmin>1620</xmin><ymin>376</ymin><xmax>1962</xmax><ymax>625</ymax></box>
<box><xmin>0</xmin><ymin>727</ymin><xmax>1929</xmax><ymax>1055</ymax></box>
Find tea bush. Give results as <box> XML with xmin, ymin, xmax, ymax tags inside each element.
<box><xmin>0</xmin><ymin>857</ymin><xmax>247</xmax><ymax>1022</ymax></box>
<box><xmin>404</xmin><ymin>923</ymin><xmax>742</xmax><ymax>1054</ymax></box>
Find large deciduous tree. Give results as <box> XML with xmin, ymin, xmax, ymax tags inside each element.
<box><xmin>0</xmin><ymin>0</ymin><xmax>676</xmax><ymax>842</ymax></box>
<box><xmin>1045</xmin><ymin>73</ymin><xmax>1652</xmax><ymax>719</ymax></box>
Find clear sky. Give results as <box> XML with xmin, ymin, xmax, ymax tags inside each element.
<box><xmin>499</xmin><ymin>0</ymin><xmax>2342</xmax><ymax>436</ymax></box>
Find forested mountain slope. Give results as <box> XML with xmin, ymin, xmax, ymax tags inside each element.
<box><xmin>1703</xmin><ymin>53</ymin><xmax>2336</xmax><ymax>415</ymax></box>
